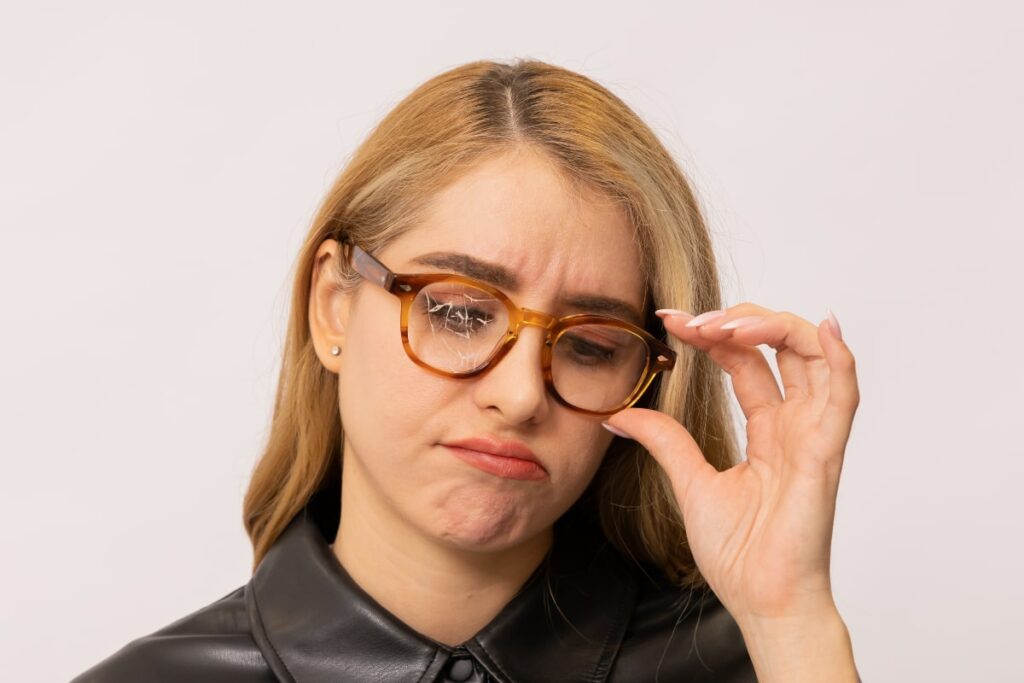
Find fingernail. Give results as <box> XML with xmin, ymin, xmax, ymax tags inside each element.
<box><xmin>685</xmin><ymin>309</ymin><xmax>727</xmax><ymax>327</ymax></box>
<box><xmin>601</xmin><ymin>421</ymin><xmax>633</xmax><ymax>440</ymax></box>
<box><xmin>655</xmin><ymin>308</ymin><xmax>694</xmax><ymax>321</ymax></box>
<box><xmin>721</xmin><ymin>315</ymin><xmax>766</xmax><ymax>330</ymax></box>
<box><xmin>826</xmin><ymin>306</ymin><xmax>843</xmax><ymax>340</ymax></box>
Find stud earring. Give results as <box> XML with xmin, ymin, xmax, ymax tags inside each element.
<box><xmin>330</xmin><ymin>345</ymin><xmax>341</xmax><ymax>356</ymax></box>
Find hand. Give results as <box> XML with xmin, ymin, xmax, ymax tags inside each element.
<box><xmin>602</xmin><ymin>304</ymin><xmax>860</xmax><ymax>624</ymax></box>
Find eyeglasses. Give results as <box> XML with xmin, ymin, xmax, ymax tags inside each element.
<box><xmin>339</xmin><ymin>236</ymin><xmax>676</xmax><ymax>416</ymax></box>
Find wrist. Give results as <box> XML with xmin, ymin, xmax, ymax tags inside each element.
<box><xmin>735</xmin><ymin>604</ymin><xmax>859</xmax><ymax>683</ymax></box>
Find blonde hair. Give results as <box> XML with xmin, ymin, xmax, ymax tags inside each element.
<box><xmin>242</xmin><ymin>58</ymin><xmax>740</xmax><ymax>591</ymax></box>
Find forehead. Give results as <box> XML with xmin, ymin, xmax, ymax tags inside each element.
<box><xmin>385</xmin><ymin>147</ymin><xmax>646</xmax><ymax>315</ymax></box>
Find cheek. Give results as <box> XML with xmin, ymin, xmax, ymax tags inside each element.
<box><xmin>338</xmin><ymin>303</ymin><xmax>449</xmax><ymax>446</ymax></box>
<box><xmin>337</xmin><ymin>317</ymin><xmax>462</xmax><ymax>521</ymax></box>
<box><xmin>549</xmin><ymin>430</ymin><xmax>614</xmax><ymax>498</ymax></box>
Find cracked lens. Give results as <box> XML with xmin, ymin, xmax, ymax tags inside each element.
<box><xmin>418</xmin><ymin>287</ymin><xmax>503</xmax><ymax>372</ymax></box>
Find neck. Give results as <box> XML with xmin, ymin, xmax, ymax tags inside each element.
<box><xmin>332</xmin><ymin>452</ymin><xmax>554</xmax><ymax>647</ymax></box>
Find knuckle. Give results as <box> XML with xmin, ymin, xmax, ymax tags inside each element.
<box><xmin>777</xmin><ymin>310</ymin><xmax>802</xmax><ymax>326</ymax></box>
<box><xmin>734</xmin><ymin>301</ymin><xmax>761</xmax><ymax>315</ymax></box>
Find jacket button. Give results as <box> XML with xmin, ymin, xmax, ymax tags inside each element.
<box><xmin>446</xmin><ymin>657</ymin><xmax>475</xmax><ymax>682</ymax></box>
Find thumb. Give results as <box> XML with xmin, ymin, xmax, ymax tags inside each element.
<box><xmin>603</xmin><ymin>407</ymin><xmax>716</xmax><ymax>503</ymax></box>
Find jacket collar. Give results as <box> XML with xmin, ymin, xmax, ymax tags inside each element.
<box><xmin>245</xmin><ymin>503</ymin><xmax>639</xmax><ymax>683</ymax></box>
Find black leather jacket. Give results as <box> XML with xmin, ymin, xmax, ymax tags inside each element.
<box><xmin>72</xmin><ymin>504</ymin><xmax>756</xmax><ymax>682</ymax></box>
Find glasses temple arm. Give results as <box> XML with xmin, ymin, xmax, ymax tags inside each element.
<box><xmin>345</xmin><ymin>240</ymin><xmax>396</xmax><ymax>291</ymax></box>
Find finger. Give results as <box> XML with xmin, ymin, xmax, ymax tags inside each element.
<box><xmin>697</xmin><ymin>305</ymin><xmax>827</xmax><ymax>402</ymax></box>
<box><xmin>661</xmin><ymin>304</ymin><xmax>809</xmax><ymax>400</ymax></box>
<box><xmin>659</xmin><ymin>312</ymin><xmax>784</xmax><ymax>418</ymax></box>
<box><xmin>817</xmin><ymin>317</ymin><xmax>860</xmax><ymax>442</ymax></box>
<box><xmin>602</xmin><ymin>407</ymin><xmax>717</xmax><ymax>504</ymax></box>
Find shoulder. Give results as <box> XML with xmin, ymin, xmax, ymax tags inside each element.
<box><xmin>610</xmin><ymin>568</ymin><xmax>757</xmax><ymax>682</ymax></box>
<box><xmin>70</xmin><ymin>585</ymin><xmax>276</xmax><ymax>683</ymax></box>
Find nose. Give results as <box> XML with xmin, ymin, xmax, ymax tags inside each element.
<box><xmin>470</xmin><ymin>322</ymin><xmax>551</xmax><ymax>425</ymax></box>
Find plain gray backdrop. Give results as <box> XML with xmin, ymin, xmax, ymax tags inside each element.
<box><xmin>2</xmin><ymin>1</ymin><xmax>1021</xmax><ymax>681</ymax></box>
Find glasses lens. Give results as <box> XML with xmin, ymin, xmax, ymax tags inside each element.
<box><xmin>551</xmin><ymin>324</ymin><xmax>649</xmax><ymax>412</ymax></box>
<box><xmin>408</xmin><ymin>281</ymin><xmax>509</xmax><ymax>374</ymax></box>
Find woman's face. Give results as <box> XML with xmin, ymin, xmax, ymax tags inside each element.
<box><xmin>312</xmin><ymin>146</ymin><xmax>646</xmax><ymax>553</ymax></box>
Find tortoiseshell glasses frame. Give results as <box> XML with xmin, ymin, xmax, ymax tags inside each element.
<box><xmin>338</xmin><ymin>235</ymin><xmax>677</xmax><ymax>417</ymax></box>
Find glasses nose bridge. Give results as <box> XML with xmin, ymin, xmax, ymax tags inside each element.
<box><xmin>513</xmin><ymin>307</ymin><xmax>558</xmax><ymax>341</ymax></box>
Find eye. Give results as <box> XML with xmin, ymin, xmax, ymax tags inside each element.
<box><xmin>418</xmin><ymin>291</ymin><xmax>501</xmax><ymax>336</ymax></box>
<box><xmin>559</xmin><ymin>332</ymin><xmax>617</xmax><ymax>365</ymax></box>
<box><xmin>427</xmin><ymin>300</ymin><xmax>496</xmax><ymax>332</ymax></box>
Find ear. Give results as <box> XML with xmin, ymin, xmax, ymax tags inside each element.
<box><xmin>308</xmin><ymin>238</ymin><xmax>352</xmax><ymax>373</ymax></box>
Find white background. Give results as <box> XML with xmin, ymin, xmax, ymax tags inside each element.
<box><xmin>2</xmin><ymin>2</ymin><xmax>1021</xmax><ymax>681</ymax></box>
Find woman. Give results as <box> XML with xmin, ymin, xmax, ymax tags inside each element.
<box><xmin>73</xmin><ymin>59</ymin><xmax>861</xmax><ymax>682</ymax></box>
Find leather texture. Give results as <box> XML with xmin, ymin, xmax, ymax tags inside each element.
<box><xmin>72</xmin><ymin>502</ymin><xmax>756</xmax><ymax>682</ymax></box>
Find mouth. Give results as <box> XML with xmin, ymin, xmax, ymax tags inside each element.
<box><xmin>441</xmin><ymin>436</ymin><xmax>547</xmax><ymax>481</ymax></box>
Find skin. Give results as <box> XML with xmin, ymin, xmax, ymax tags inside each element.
<box><xmin>308</xmin><ymin>144</ymin><xmax>645</xmax><ymax>645</ymax></box>
<box><xmin>310</xmin><ymin>144</ymin><xmax>862</xmax><ymax>680</ymax></box>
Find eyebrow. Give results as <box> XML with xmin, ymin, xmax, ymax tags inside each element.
<box><xmin>408</xmin><ymin>251</ymin><xmax>645</xmax><ymax>326</ymax></box>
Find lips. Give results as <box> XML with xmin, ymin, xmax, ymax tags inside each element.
<box><xmin>441</xmin><ymin>436</ymin><xmax>547</xmax><ymax>481</ymax></box>
<box><xmin>444</xmin><ymin>436</ymin><xmax>541</xmax><ymax>464</ymax></box>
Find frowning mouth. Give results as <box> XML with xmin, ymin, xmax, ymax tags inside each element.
<box><xmin>441</xmin><ymin>436</ymin><xmax>547</xmax><ymax>481</ymax></box>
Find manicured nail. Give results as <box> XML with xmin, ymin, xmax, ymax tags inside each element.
<box><xmin>721</xmin><ymin>315</ymin><xmax>766</xmax><ymax>330</ymax></box>
<box><xmin>601</xmin><ymin>421</ymin><xmax>633</xmax><ymax>440</ymax></box>
<box><xmin>826</xmin><ymin>306</ymin><xmax>843</xmax><ymax>340</ymax></box>
<box><xmin>655</xmin><ymin>308</ymin><xmax>694</xmax><ymax>321</ymax></box>
<box><xmin>685</xmin><ymin>309</ymin><xmax>727</xmax><ymax>327</ymax></box>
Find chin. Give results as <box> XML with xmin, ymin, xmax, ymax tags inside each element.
<box><xmin>430</xmin><ymin>495</ymin><xmax>543</xmax><ymax>552</ymax></box>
